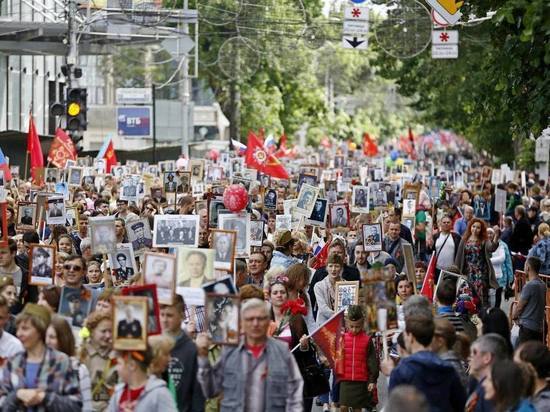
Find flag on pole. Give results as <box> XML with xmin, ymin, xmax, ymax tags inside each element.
<box><xmin>47</xmin><ymin>128</ymin><xmax>77</xmax><ymax>168</ymax></box>
<box><xmin>310</xmin><ymin>309</ymin><xmax>345</xmax><ymax>371</ymax></box>
<box><xmin>363</xmin><ymin>133</ymin><xmax>378</xmax><ymax>157</ymax></box>
<box><xmin>0</xmin><ymin>148</ymin><xmax>12</xmax><ymax>181</ymax></box>
<box><xmin>26</xmin><ymin>114</ymin><xmax>44</xmax><ymax>182</ymax></box>
<box><xmin>310</xmin><ymin>240</ymin><xmax>331</xmax><ymax>270</ymax></box>
<box><xmin>245</xmin><ymin>131</ymin><xmax>289</xmax><ymax>179</ymax></box>
<box><xmin>231</xmin><ymin>139</ymin><xmax>247</xmax><ymax>156</ymax></box>
<box><xmin>96</xmin><ymin>136</ymin><xmax>117</xmax><ymax>173</ymax></box>
<box><xmin>420</xmin><ymin>251</ymin><xmax>437</xmax><ymax>302</ymax></box>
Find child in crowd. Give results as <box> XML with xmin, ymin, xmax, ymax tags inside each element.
<box><xmin>338</xmin><ymin>305</ymin><xmax>379</xmax><ymax>412</ymax></box>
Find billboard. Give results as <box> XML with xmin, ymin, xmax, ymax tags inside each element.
<box><xmin>117</xmin><ymin>106</ymin><xmax>152</xmax><ymax>137</ymax></box>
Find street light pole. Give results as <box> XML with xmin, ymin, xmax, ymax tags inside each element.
<box><xmin>180</xmin><ymin>0</ymin><xmax>193</xmax><ymax>158</ymax></box>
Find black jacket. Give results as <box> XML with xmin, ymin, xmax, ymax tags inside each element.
<box><xmin>165</xmin><ymin>331</ymin><xmax>205</xmax><ymax>412</ymax></box>
<box><xmin>308</xmin><ymin>265</ymin><xmax>360</xmax><ymax>319</ymax></box>
<box><xmin>510</xmin><ymin>217</ymin><xmax>534</xmax><ymax>255</ymax></box>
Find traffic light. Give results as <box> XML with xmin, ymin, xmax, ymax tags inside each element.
<box><xmin>66</xmin><ymin>88</ymin><xmax>87</xmax><ymax>131</ymax></box>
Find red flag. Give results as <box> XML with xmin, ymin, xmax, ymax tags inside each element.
<box><xmin>47</xmin><ymin>128</ymin><xmax>77</xmax><ymax>168</ymax></box>
<box><xmin>273</xmin><ymin>134</ymin><xmax>288</xmax><ymax>158</ymax></box>
<box><xmin>362</xmin><ymin>133</ymin><xmax>378</xmax><ymax>157</ymax></box>
<box><xmin>311</xmin><ymin>240</ymin><xmax>331</xmax><ymax>270</ymax></box>
<box><xmin>420</xmin><ymin>251</ymin><xmax>436</xmax><ymax>302</ymax></box>
<box><xmin>245</xmin><ymin>131</ymin><xmax>289</xmax><ymax>179</ymax></box>
<box><xmin>310</xmin><ymin>309</ymin><xmax>345</xmax><ymax>371</ymax></box>
<box><xmin>103</xmin><ymin>140</ymin><xmax>117</xmax><ymax>173</ymax></box>
<box><xmin>26</xmin><ymin>115</ymin><xmax>44</xmax><ymax>183</ymax></box>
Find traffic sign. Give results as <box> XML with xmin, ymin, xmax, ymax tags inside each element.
<box><xmin>343</xmin><ymin>20</ymin><xmax>370</xmax><ymax>35</ymax></box>
<box><xmin>116</xmin><ymin>88</ymin><xmax>153</xmax><ymax>105</ymax></box>
<box><xmin>117</xmin><ymin>106</ymin><xmax>152</xmax><ymax>137</ymax></box>
<box><xmin>432</xmin><ymin>30</ymin><xmax>458</xmax><ymax>44</ymax></box>
<box><xmin>342</xmin><ymin>36</ymin><xmax>368</xmax><ymax>50</ymax></box>
<box><xmin>426</xmin><ymin>0</ymin><xmax>463</xmax><ymax>24</ymax></box>
<box><xmin>162</xmin><ymin>35</ymin><xmax>195</xmax><ymax>59</ymax></box>
<box><xmin>344</xmin><ymin>6</ymin><xmax>369</xmax><ymax>20</ymax></box>
<box><xmin>431</xmin><ymin>44</ymin><xmax>458</xmax><ymax>59</ymax></box>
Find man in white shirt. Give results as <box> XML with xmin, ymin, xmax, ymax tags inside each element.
<box><xmin>432</xmin><ymin>215</ymin><xmax>462</xmax><ymax>274</ymax></box>
<box><xmin>0</xmin><ymin>296</ymin><xmax>23</xmax><ymax>369</ymax></box>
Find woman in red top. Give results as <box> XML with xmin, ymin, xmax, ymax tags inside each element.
<box><xmin>338</xmin><ymin>305</ymin><xmax>379</xmax><ymax>412</ymax></box>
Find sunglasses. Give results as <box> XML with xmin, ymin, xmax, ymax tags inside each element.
<box><xmin>64</xmin><ymin>264</ymin><xmax>83</xmax><ymax>271</ymax></box>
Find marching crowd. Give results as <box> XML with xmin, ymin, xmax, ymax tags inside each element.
<box><xmin>0</xmin><ymin>140</ymin><xmax>549</xmax><ymax>412</ymax></box>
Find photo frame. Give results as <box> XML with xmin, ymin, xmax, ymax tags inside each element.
<box><xmin>58</xmin><ymin>286</ymin><xmax>93</xmax><ymax>328</ymax></box>
<box><xmin>434</xmin><ymin>270</ymin><xmax>466</xmax><ymax>305</ymax></box>
<box><xmin>218</xmin><ymin>213</ymin><xmax>250</xmax><ymax>258</ymax></box>
<box><xmin>275</xmin><ymin>214</ymin><xmax>292</xmax><ymax>231</ymax></box>
<box><xmin>401</xmin><ymin>243</ymin><xmax>416</xmax><ymax>290</ymax></box>
<box><xmin>109</xmin><ymin>243</ymin><xmax>137</xmax><ymax>287</ymax></box>
<box><xmin>208</xmin><ymin>198</ymin><xmax>225</xmax><ymax>228</ymax></box>
<box><xmin>264</xmin><ymin>189</ymin><xmax>277</xmax><ymax>210</ymax></box>
<box><xmin>329</xmin><ymin>203</ymin><xmax>350</xmax><ymax>229</ymax></box>
<box><xmin>202</xmin><ymin>275</ymin><xmax>237</xmax><ymax>295</ymax></box>
<box><xmin>306</xmin><ymin>198</ymin><xmax>328</xmax><ymax>227</ymax></box>
<box><xmin>402</xmin><ymin>198</ymin><xmax>416</xmax><ymax>218</ymax></box>
<box><xmin>334</xmin><ymin>281</ymin><xmax>360</xmax><ymax>312</ymax></box>
<box><xmin>189</xmin><ymin>160</ymin><xmax>205</xmax><ymax>181</ymax></box>
<box><xmin>143</xmin><ymin>252</ymin><xmax>176</xmax><ymax>305</ymax></box>
<box><xmin>16</xmin><ymin>202</ymin><xmax>37</xmax><ymax>230</ymax></box>
<box><xmin>295</xmin><ymin>183</ymin><xmax>320</xmax><ymax>217</ymax></box>
<box><xmin>29</xmin><ymin>244</ymin><xmax>56</xmax><ymax>286</ymax></box>
<box><xmin>250</xmin><ymin>220</ymin><xmax>264</xmax><ymax>247</ymax></box>
<box><xmin>89</xmin><ymin>216</ymin><xmax>117</xmax><ymax>255</ymax></box>
<box><xmin>210</xmin><ymin>229</ymin><xmax>237</xmax><ymax>272</ymax></box>
<box><xmin>45</xmin><ymin>168</ymin><xmax>60</xmax><ymax>183</ymax></box>
<box><xmin>297</xmin><ymin>173</ymin><xmax>317</xmax><ymax>192</ymax></box>
<box><xmin>125</xmin><ymin>218</ymin><xmax>153</xmax><ymax>256</ymax></box>
<box><xmin>67</xmin><ymin>167</ymin><xmax>83</xmax><ymax>187</ymax></box>
<box><xmin>113</xmin><ymin>295</ymin><xmax>148</xmax><ymax>351</ymax></box>
<box><xmin>362</xmin><ymin>269</ymin><xmax>398</xmax><ymax>333</ymax></box>
<box><xmin>362</xmin><ymin>223</ymin><xmax>383</xmax><ymax>252</ymax></box>
<box><xmin>205</xmin><ymin>293</ymin><xmax>240</xmax><ymax>346</ymax></box>
<box><xmin>163</xmin><ymin>171</ymin><xmax>179</xmax><ymax>193</ymax></box>
<box><xmin>176</xmin><ymin>247</ymin><xmax>216</xmax><ymax>288</ymax></box>
<box><xmin>152</xmin><ymin>215</ymin><xmax>200</xmax><ymax>247</ymax></box>
<box><xmin>120</xmin><ymin>176</ymin><xmax>138</xmax><ymax>202</ymax></box>
<box><xmin>402</xmin><ymin>182</ymin><xmax>421</xmax><ymax>204</ymax></box>
<box><xmin>351</xmin><ymin>185</ymin><xmax>370</xmax><ymax>213</ymax></box>
<box><xmin>121</xmin><ymin>284</ymin><xmax>161</xmax><ymax>336</ymax></box>
<box><xmin>45</xmin><ymin>195</ymin><xmax>66</xmax><ymax>225</ymax></box>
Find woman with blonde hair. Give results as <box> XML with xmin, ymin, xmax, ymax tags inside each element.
<box><xmin>528</xmin><ymin>222</ymin><xmax>550</xmax><ymax>275</ymax></box>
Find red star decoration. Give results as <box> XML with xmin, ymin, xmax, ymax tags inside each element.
<box><xmin>439</xmin><ymin>32</ymin><xmax>450</xmax><ymax>42</ymax></box>
<box><xmin>351</xmin><ymin>8</ymin><xmax>361</xmax><ymax>18</ymax></box>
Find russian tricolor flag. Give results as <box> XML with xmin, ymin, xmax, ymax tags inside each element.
<box><xmin>0</xmin><ymin>147</ymin><xmax>11</xmax><ymax>181</ymax></box>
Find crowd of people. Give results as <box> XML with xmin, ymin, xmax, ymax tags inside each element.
<box><xmin>0</xmin><ymin>139</ymin><xmax>549</xmax><ymax>412</ymax></box>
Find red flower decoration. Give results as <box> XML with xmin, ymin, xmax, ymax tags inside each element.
<box><xmin>280</xmin><ymin>298</ymin><xmax>307</xmax><ymax>316</ymax></box>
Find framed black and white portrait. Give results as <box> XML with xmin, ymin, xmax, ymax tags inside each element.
<box><xmin>351</xmin><ymin>185</ymin><xmax>370</xmax><ymax>214</ymax></box>
<box><xmin>218</xmin><ymin>213</ymin><xmax>250</xmax><ymax>257</ymax></box>
<box><xmin>334</xmin><ymin>281</ymin><xmax>360</xmax><ymax>312</ymax></box>
<box><xmin>29</xmin><ymin>244</ymin><xmax>55</xmax><ymax>286</ymax></box>
<box><xmin>58</xmin><ymin>287</ymin><xmax>92</xmax><ymax>328</ymax></box>
<box><xmin>176</xmin><ymin>247</ymin><xmax>215</xmax><ymax>288</ymax></box>
<box><xmin>264</xmin><ymin>189</ymin><xmax>277</xmax><ymax>210</ymax></box>
<box><xmin>89</xmin><ymin>216</ymin><xmax>117</xmax><ymax>255</ymax></box>
<box><xmin>109</xmin><ymin>243</ymin><xmax>137</xmax><ymax>287</ymax></box>
<box><xmin>249</xmin><ymin>221</ymin><xmax>264</xmax><ymax>247</ymax></box>
<box><xmin>46</xmin><ymin>196</ymin><xmax>66</xmax><ymax>225</ymax></box>
<box><xmin>210</xmin><ymin>229</ymin><xmax>236</xmax><ymax>272</ymax></box>
<box><xmin>126</xmin><ymin>218</ymin><xmax>153</xmax><ymax>255</ymax></box>
<box><xmin>163</xmin><ymin>171</ymin><xmax>179</xmax><ymax>193</ymax></box>
<box><xmin>205</xmin><ymin>294</ymin><xmax>240</xmax><ymax>346</ymax></box>
<box><xmin>153</xmin><ymin>215</ymin><xmax>200</xmax><ymax>247</ymax></box>
<box><xmin>143</xmin><ymin>252</ymin><xmax>176</xmax><ymax>305</ymax></box>
<box><xmin>362</xmin><ymin>223</ymin><xmax>383</xmax><ymax>252</ymax></box>
<box><xmin>113</xmin><ymin>295</ymin><xmax>148</xmax><ymax>351</ymax></box>
<box><xmin>329</xmin><ymin>203</ymin><xmax>350</xmax><ymax>229</ymax></box>
<box><xmin>67</xmin><ymin>167</ymin><xmax>83</xmax><ymax>187</ymax></box>
<box><xmin>189</xmin><ymin>160</ymin><xmax>205</xmax><ymax>180</ymax></box>
<box><xmin>121</xmin><ymin>284</ymin><xmax>161</xmax><ymax>336</ymax></box>
<box><xmin>178</xmin><ymin>171</ymin><xmax>191</xmax><ymax>193</ymax></box>
<box><xmin>45</xmin><ymin>168</ymin><xmax>60</xmax><ymax>183</ymax></box>
<box><xmin>295</xmin><ymin>183</ymin><xmax>319</xmax><ymax>217</ymax></box>
<box><xmin>17</xmin><ymin>202</ymin><xmax>36</xmax><ymax>230</ymax></box>
<box><xmin>306</xmin><ymin>198</ymin><xmax>328</xmax><ymax>227</ymax></box>
<box><xmin>208</xmin><ymin>198</ymin><xmax>226</xmax><ymax>228</ymax></box>
<box><xmin>275</xmin><ymin>214</ymin><xmax>292</xmax><ymax>231</ymax></box>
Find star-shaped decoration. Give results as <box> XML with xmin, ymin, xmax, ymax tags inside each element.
<box><xmin>439</xmin><ymin>32</ymin><xmax>450</xmax><ymax>42</ymax></box>
<box><xmin>351</xmin><ymin>8</ymin><xmax>361</xmax><ymax>18</ymax></box>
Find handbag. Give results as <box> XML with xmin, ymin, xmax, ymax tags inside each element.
<box><xmin>294</xmin><ymin>346</ymin><xmax>330</xmax><ymax>398</ymax></box>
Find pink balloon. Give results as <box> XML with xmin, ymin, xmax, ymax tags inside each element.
<box><xmin>223</xmin><ymin>184</ymin><xmax>248</xmax><ymax>212</ymax></box>
<box><xmin>208</xmin><ymin>149</ymin><xmax>220</xmax><ymax>161</ymax></box>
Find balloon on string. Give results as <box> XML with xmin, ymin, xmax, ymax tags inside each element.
<box><xmin>223</xmin><ymin>184</ymin><xmax>248</xmax><ymax>212</ymax></box>
<box><xmin>208</xmin><ymin>148</ymin><xmax>220</xmax><ymax>162</ymax></box>
<box><xmin>390</xmin><ymin>150</ymin><xmax>399</xmax><ymax>161</ymax></box>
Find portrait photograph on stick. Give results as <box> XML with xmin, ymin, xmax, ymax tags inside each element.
<box><xmin>113</xmin><ymin>295</ymin><xmax>148</xmax><ymax>351</ymax></box>
<box><xmin>210</xmin><ymin>229</ymin><xmax>236</xmax><ymax>272</ymax></box>
<box><xmin>121</xmin><ymin>284</ymin><xmax>161</xmax><ymax>336</ymax></box>
<box><xmin>29</xmin><ymin>244</ymin><xmax>55</xmax><ymax>286</ymax></box>
<box><xmin>205</xmin><ymin>293</ymin><xmax>240</xmax><ymax>346</ymax></box>
<box><xmin>143</xmin><ymin>251</ymin><xmax>176</xmax><ymax>305</ymax></box>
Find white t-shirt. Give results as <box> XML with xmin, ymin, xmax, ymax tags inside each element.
<box><xmin>0</xmin><ymin>331</ymin><xmax>23</xmax><ymax>359</ymax></box>
<box><xmin>436</xmin><ymin>233</ymin><xmax>455</xmax><ymax>270</ymax></box>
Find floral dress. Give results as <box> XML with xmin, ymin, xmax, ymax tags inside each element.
<box><xmin>464</xmin><ymin>240</ymin><xmax>489</xmax><ymax>306</ymax></box>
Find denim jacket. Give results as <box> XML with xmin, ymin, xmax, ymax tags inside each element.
<box><xmin>528</xmin><ymin>237</ymin><xmax>550</xmax><ymax>275</ymax></box>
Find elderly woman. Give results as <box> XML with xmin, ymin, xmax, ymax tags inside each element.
<box><xmin>0</xmin><ymin>304</ymin><xmax>82</xmax><ymax>410</ymax></box>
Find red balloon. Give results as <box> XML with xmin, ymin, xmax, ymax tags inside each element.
<box><xmin>208</xmin><ymin>148</ymin><xmax>220</xmax><ymax>161</ymax></box>
<box><xmin>223</xmin><ymin>184</ymin><xmax>248</xmax><ymax>212</ymax></box>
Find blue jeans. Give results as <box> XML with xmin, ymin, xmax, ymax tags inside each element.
<box><xmin>317</xmin><ymin>368</ymin><xmax>340</xmax><ymax>404</ymax></box>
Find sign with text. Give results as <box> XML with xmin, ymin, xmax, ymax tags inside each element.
<box><xmin>117</xmin><ymin>106</ymin><xmax>152</xmax><ymax>137</ymax></box>
<box><xmin>116</xmin><ymin>88</ymin><xmax>153</xmax><ymax>105</ymax></box>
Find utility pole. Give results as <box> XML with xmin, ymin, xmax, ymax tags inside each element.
<box><xmin>180</xmin><ymin>0</ymin><xmax>193</xmax><ymax>158</ymax></box>
<box><xmin>66</xmin><ymin>0</ymin><xmax>79</xmax><ymax>88</ymax></box>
